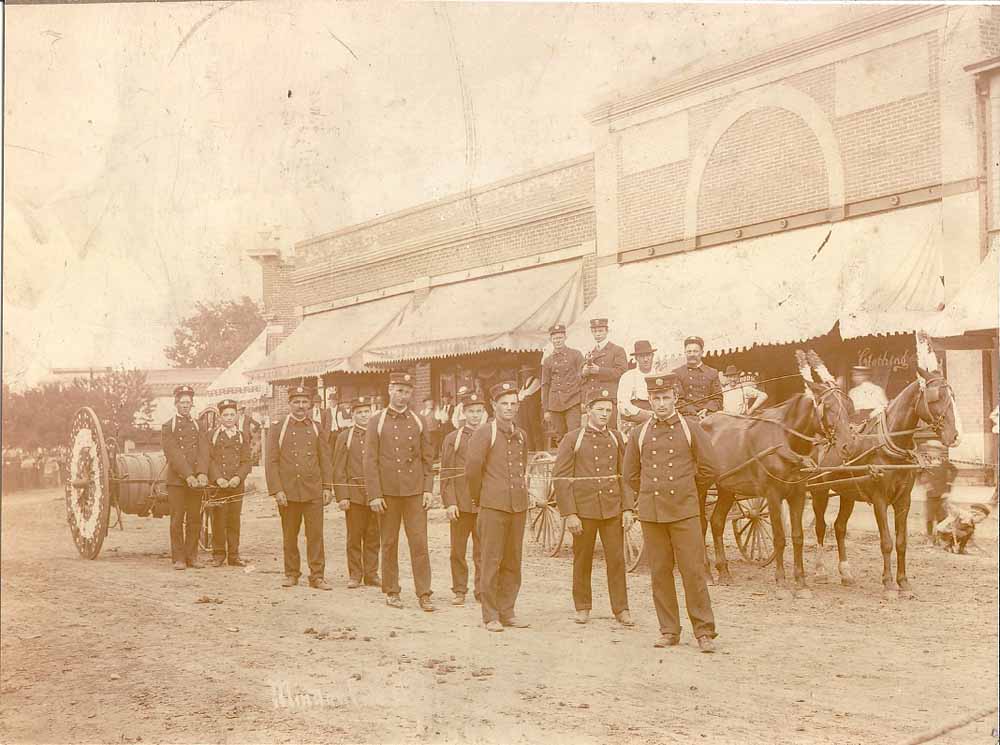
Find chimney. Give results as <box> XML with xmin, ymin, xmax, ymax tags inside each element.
<box><xmin>247</xmin><ymin>229</ymin><xmax>297</xmax><ymax>355</ymax></box>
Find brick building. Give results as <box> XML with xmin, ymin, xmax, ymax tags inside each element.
<box><xmin>247</xmin><ymin>6</ymin><xmax>997</xmax><ymax>475</ymax></box>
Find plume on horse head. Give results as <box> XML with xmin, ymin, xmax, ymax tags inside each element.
<box><xmin>795</xmin><ymin>350</ymin><xmax>816</xmax><ymax>400</ymax></box>
<box><xmin>806</xmin><ymin>350</ymin><xmax>836</xmax><ymax>385</ymax></box>
<box><xmin>915</xmin><ymin>330</ymin><xmax>940</xmax><ymax>377</ymax></box>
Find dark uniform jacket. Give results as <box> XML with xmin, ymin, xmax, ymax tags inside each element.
<box><xmin>208</xmin><ymin>428</ymin><xmax>252</xmax><ymax>484</ymax></box>
<box><xmin>332</xmin><ymin>425</ymin><xmax>368</xmax><ymax>505</ymax></box>
<box><xmin>541</xmin><ymin>347</ymin><xmax>584</xmax><ymax>413</ymax></box>
<box><xmin>440</xmin><ymin>425</ymin><xmax>478</xmax><ymax>514</ymax></box>
<box><xmin>265</xmin><ymin>415</ymin><xmax>333</xmax><ymax>503</ymax></box>
<box><xmin>581</xmin><ymin>342</ymin><xmax>628</xmax><ymax>406</ymax></box>
<box><xmin>363</xmin><ymin>406</ymin><xmax>434</xmax><ymax>500</ymax></box>
<box><xmin>672</xmin><ymin>363</ymin><xmax>724</xmax><ymax>416</ymax></box>
<box><xmin>622</xmin><ymin>413</ymin><xmax>717</xmax><ymax>523</ymax></box>
<box><xmin>161</xmin><ymin>415</ymin><xmax>209</xmax><ymax>486</ymax></box>
<box><xmin>553</xmin><ymin>425</ymin><xmax>626</xmax><ymax>520</ymax></box>
<box><xmin>465</xmin><ymin>420</ymin><xmax>529</xmax><ymax>513</ymax></box>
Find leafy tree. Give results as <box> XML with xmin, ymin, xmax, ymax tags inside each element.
<box><xmin>164</xmin><ymin>296</ymin><xmax>265</xmax><ymax>368</ymax></box>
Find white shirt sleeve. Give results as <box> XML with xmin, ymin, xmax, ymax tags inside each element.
<box><xmin>618</xmin><ymin>370</ymin><xmax>640</xmax><ymax>417</ymax></box>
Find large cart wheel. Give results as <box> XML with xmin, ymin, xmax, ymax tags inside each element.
<box><xmin>66</xmin><ymin>407</ymin><xmax>112</xmax><ymax>559</ymax></box>
<box><xmin>530</xmin><ymin>486</ymin><xmax>566</xmax><ymax>557</ymax></box>
<box><xmin>624</xmin><ymin>519</ymin><xmax>644</xmax><ymax>572</ymax></box>
<box><xmin>731</xmin><ymin>496</ymin><xmax>776</xmax><ymax>567</ymax></box>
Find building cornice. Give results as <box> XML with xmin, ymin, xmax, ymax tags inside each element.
<box><xmin>586</xmin><ymin>5</ymin><xmax>945</xmax><ymax>125</ymax></box>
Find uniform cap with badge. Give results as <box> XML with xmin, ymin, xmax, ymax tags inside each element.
<box><xmin>217</xmin><ymin>398</ymin><xmax>238</xmax><ymax>413</ymax></box>
<box><xmin>490</xmin><ymin>381</ymin><xmax>518</xmax><ymax>401</ymax></box>
<box><xmin>288</xmin><ymin>385</ymin><xmax>314</xmax><ymax>401</ymax></box>
<box><xmin>683</xmin><ymin>336</ymin><xmax>705</xmax><ymax>349</ymax></box>
<box><xmin>587</xmin><ymin>388</ymin><xmax>615</xmax><ymax>407</ymax></box>
<box><xmin>351</xmin><ymin>395</ymin><xmax>374</xmax><ymax>411</ymax></box>
<box><xmin>548</xmin><ymin>323</ymin><xmax>567</xmax><ymax>336</ymax></box>
<box><xmin>645</xmin><ymin>373</ymin><xmax>680</xmax><ymax>394</ymax></box>
<box><xmin>459</xmin><ymin>388</ymin><xmax>485</xmax><ymax>407</ymax></box>
<box><xmin>173</xmin><ymin>385</ymin><xmax>195</xmax><ymax>400</ymax></box>
<box><xmin>388</xmin><ymin>371</ymin><xmax>414</xmax><ymax>387</ymax></box>
<box><xmin>589</xmin><ymin>318</ymin><xmax>609</xmax><ymax>330</ymax></box>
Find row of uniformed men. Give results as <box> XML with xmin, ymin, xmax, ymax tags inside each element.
<box><xmin>163</xmin><ymin>369</ymin><xmax>720</xmax><ymax>650</ymax></box>
<box><xmin>542</xmin><ymin>318</ymin><xmax>725</xmax><ymax>438</ymax></box>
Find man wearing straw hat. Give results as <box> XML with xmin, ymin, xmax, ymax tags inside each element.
<box><xmin>207</xmin><ymin>398</ymin><xmax>252</xmax><ymax>567</ymax></box>
<box><xmin>333</xmin><ymin>396</ymin><xmax>380</xmax><ymax>589</ymax></box>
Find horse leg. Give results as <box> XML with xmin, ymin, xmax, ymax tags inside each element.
<box><xmin>698</xmin><ymin>484</ymin><xmax>714</xmax><ymax>584</ymax></box>
<box><xmin>767</xmin><ymin>489</ymin><xmax>791</xmax><ymax>598</ymax></box>
<box><xmin>711</xmin><ymin>488</ymin><xmax>734</xmax><ymax>585</ymax></box>
<box><xmin>833</xmin><ymin>496</ymin><xmax>857</xmax><ymax>586</ymax></box>
<box><xmin>811</xmin><ymin>488</ymin><xmax>830</xmax><ymax>583</ymax></box>
<box><xmin>894</xmin><ymin>487</ymin><xmax>915</xmax><ymax>598</ymax></box>
<box><xmin>788</xmin><ymin>489</ymin><xmax>811</xmax><ymax>599</ymax></box>
<box><xmin>871</xmin><ymin>498</ymin><xmax>898</xmax><ymax>599</ymax></box>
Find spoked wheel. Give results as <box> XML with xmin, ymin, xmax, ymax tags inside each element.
<box><xmin>65</xmin><ymin>407</ymin><xmax>113</xmax><ymax>559</ymax></box>
<box><xmin>624</xmin><ymin>519</ymin><xmax>644</xmax><ymax>572</ymax></box>
<box><xmin>530</xmin><ymin>486</ymin><xmax>566</xmax><ymax>557</ymax></box>
<box><xmin>731</xmin><ymin>496</ymin><xmax>776</xmax><ymax>567</ymax></box>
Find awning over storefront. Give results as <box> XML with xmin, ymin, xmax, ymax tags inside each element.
<box><xmin>205</xmin><ymin>329</ymin><xmax>269</xmax><ymax>401</ymax></box>
<box><xmin>570</xmin><ymin>202</ymin><xmax>947</xmax><ymax>354</ymax></box>
<box><xmin>364</xmin><ymin>260</ymin><xmax>584</xmax><ymax>365</ymax></box>
<box><xmin>247</xmin><ymin>294</ymin><xmax>411</xmax><ymax>381</ymax></box>
<box><xmin>928</xmin><ymin>249</ymin><xmax>999</xmax><ymax>337</ymax></box>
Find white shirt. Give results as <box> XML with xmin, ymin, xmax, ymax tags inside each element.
<box><xmin>518</xmin><ymin>375</ymin><xmax>541</xmax><ymax>401</ymax></box>
<box><xmin>722</xmin><ymin>383</ymin><xmax>766</xmax><ymax>415</ymax></box>
<box><xmin>849</xmin><ymin>381</ymin><xmax>889</xmax><ymax>411</ymax></box>
<box><xmin>617</xmin><ymin>368</ymin><xmax>651</xmax><ymax>417</ymax></box>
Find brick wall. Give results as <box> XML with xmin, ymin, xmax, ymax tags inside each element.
<box><xmin>981</xmin><ymin>7</ymin><xmax>1000</xmax><ymax>58</ymax></box>
<box><xmin>258</xmin><ymin>256</ymin><xmax>299</xmax><ymax>354</ymax></box>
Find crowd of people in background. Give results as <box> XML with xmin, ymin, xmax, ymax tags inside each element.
<box><xmin>1</xmin><ymin>446</ymin><xmax>69</xmax><ymax>494</ymax></box>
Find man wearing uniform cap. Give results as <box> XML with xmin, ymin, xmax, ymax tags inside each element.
<box><xmin>364</xmin><ymin>371</ymin><xmax>436</xmax><ymax>611</ymax></box>
<box><xmin>672</xmin><ymin>336</ymin><xmax>723</xmax><ymax>419</ymax></box>
<box><xmin>553</xmin><ymin>388</ymin><xmax>633</xmax><ymax>627</ymax></box>
<box><xmin>441</xmin><ymin>386</ymin><xmax>487</xmax><ymax>606</ymax></box>
<box><xmin>581</xmin><ymin>318</ymin><xmax>629</xmax><ymax>427</ymax></box>
<box><xmin>622</xmin><ymin>373</ymin><xmax>719</xmax><ymax>652</ymax></box>
<box><xmin>333</xmin><ymin>396</ymin><xmax>380</xmax><ymax>589</ymax></box>
<box><xmin>207</xmin><ymin>399</ymin><xmax>252</xmax><ymax>567</ymax></box>
<box><xmin>465</xmin><ymin>380</ymin><xmax>531</xmax><ymax>631</ymax></box>
<box><xmin>541</xmin><ymin>323</ymin><xmax>584</xmax><ymax>446</ymax></box>
<box><xmin>266</xmin><ymin>385</ymin><xmax>334</xmax><ymax>590</ymax></box>
<box><xmin>161</xmin><ymin>385</ymin><xmax>210</xmax><ymax>570</ymax></box>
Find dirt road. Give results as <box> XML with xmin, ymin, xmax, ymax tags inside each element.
<box><xmin>2</xmin><ymin>488</ymin><xmax>997</xmax><ymax>744</ymax></box>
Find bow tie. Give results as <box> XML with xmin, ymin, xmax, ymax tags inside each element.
<box><xmin>224</xmin><ymin>428</ymin><xmax>238</xmax><ymax>437</ymax></box>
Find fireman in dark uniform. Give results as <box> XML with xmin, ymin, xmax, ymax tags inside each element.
<box><xmin>671</xmin><ymin>336</ymin><xmax>723</xmax><ymax>418</ymax></box>
<box><xmin>553</xmin><ymin>387</ymin><xmax>633</xmax><ymax>627</ymax></box>
<box><xmin>541</xmin><ymin>323</ymin><xmax>584</xmax><ymax>445</ymax></box>
<box><xmin>161</xmin><ymin>385</ymin><xmax>209</xmax><ymax>570</ymax></box>
<box><xmin>266</xmin><ymin>385</ymin><xmax>334</xmax><ymax>590</ymax></box>
<box><xmin>207</xmin><ymin>398</ymin><xmax>252</xmax><ymax>567</ymax></box>
<box><xmin>580</xmin><ymin>318</ymin><xmax>629</xmax><ymax>426</ymax></box>
<box><xmin>623</xmin><ymin>373</ymin><xmax>719</xmax><ymax>652</ymax></box>
<box><xmin>465</xmin><ymin>381</ymin><xmax>531</xmax><ymax>632</ymax></box>
<box><xmin>441</xmin><ymin>387</ymin><xmax>488</xmax><ymax>606</ymax></box>
<box><xmin>333</xmin><ymin>396</ymin><xmax>380</xmax><ymax>589</ymax></box>
<box><xmin>364</xmin><ymin>371</ymin><xmax>436</xmax><ymax>612</ymax></box>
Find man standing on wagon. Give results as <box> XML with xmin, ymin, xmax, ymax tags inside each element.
<box><xmin>465</xmin><ymin>381</ymin><xmax>531</xmax><ymax>632</ymax></box>
<box><xmin>672</xmin><ymin>336</ymin><xmax>723</xmax><ymax>419</ymax></box>
<box><xmin>622</xmin><ymin>373</ymin><xmax>719</xmax><ymax>652</ymax></box>
<box><xmin>541</xmin><ymin>323</ymin><xmax>584</xmax><ymax>446</ymax></box>
<box><xmin>333</xmin><ymin>396</ymin><xmax>380</xmax><ymax>589</ymax></box>
<box><xmin>553</xmin><ymin>387</ymin><xmax>634</xmax><ymax>627</ymax></box>
<box><xmin>364</xmin><ymin>372</ymin><xmax>436</xmax><ymax>612</ymax></box>
<box><xmin>266</xmin><ymin>385</ymin><xmax>334</xmax><ymax>590</ymax></box>
<box><xmin>441</xmin><ymin>386</ymin><xmax>488</xmax><ymax>606</ymax></box>
<box><xmin>162</xmin><ymin>384</ymin><xmax>209</xmax><ymax>570</ymax></box>
<box><xmin>581</xmin><ymin>318</ymin><xmax>628</xmax><ymax>426</ymax></box>
<box><xmin>208</xmin><ymin>398</ymin><xmax>252</xmax><ymax>567</ymax></box>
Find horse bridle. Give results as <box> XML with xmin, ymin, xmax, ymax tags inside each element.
<box><xmin>916</xmin><ymin>375</ymin><xmax>953</xmax><ymax>439</ymax></box>
<box><xmin>812</xmin><ymin>385</ymin><xmax>853</xmax><ymax>449</ymax></box>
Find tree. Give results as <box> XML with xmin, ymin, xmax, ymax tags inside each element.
<box><xmin>164</xmin><ymin>296</ymin><xmax>265</xmax><ymax>368</ymax></box>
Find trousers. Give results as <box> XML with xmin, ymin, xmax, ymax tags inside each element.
<box><xmin>380</xmin><ymin>495</ymin><xmax>432</xmax><ymax>598</ymax></box>
<box><xmin>449</xmin><ymin>511</ymin><xmax>481</xmax><ymax>597</ymax></box>
<box><xmin>546</xmin><ymin>407</ymin><xmax>582</xmax><ymax>445</ymax></box>
<box><xmin>572</xmin><ymin>515</ymin><xmax>629</xmax><ymax>615</ymax></box>
<box><xmin>345</xmin><ymin>503</ymin><xmax>380</xmax><ymax>584</ymax></box>
<box><xmin>210</xmin><ymin>489</ymin><xmax>243</xmax><ymax>561</ymax></box>
<box><xmin>279</xmin><ymin>500</ymin><xmax>325</xmax><ymax>581</ymax></box>
<box><xmin>167</xmin><ymin>485</ymin><xmax>202</xmax><ymax>563</ymax></box>
<box><xmin>477</xmin><ymin>507</ymin><xmax>526</xmax><ymax>624</ymax></box>
<box><xmin>641</xmin><ymin>516</ymin><xmax>716</xmax><ymax>638</ymax></box>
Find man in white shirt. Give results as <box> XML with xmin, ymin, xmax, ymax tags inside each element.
<box><xmin>848</xmin><ymin>366</ymin><xmax>889</xmax><ymax>419</ymax></box>
<box><xmin>617</xmin><ymin>340</ymin><xmax>656</xmax><ymax>434</ymax></box>
<box><xmin>721</xmin><ymin>366</ymin><xmax>768</xmax><ymax>415</ymax></box>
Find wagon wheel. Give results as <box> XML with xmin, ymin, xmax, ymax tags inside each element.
<box><xmin>530</xmin><ymin>485</ymin><xmax>565</xmax><ymax>557</ymax></box>
<box><xmin>624</xmin><ymin>519</ymin><xmax>644</xmax><ymax>572</ymax></box>
<box><xmin>731</xmin><ymin>496</ymin><xmax>776</xmax><ymax>567</ymax></box>
<box><xmin>65</xmin><ymin>407</ymin><xmax>113</xmax><ymax>559</ymax></box>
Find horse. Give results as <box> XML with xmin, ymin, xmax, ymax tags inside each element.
<box><xmin>700</xmin><ymin>351</ymin><xmax>858</xmax><ymax>598</ymax></box>
<box><xmin>809</xmin><ymin>342</ymin><xmax>961</xmax><ymax>599</ymax></box>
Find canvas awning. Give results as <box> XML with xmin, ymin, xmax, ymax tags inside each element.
<box><xmin>569</xmin><ymin>202</ymin><xmax>947</xmax><ymax>354</ymax></box>
<box><xmin>363</xmin><ymin>260</ymin><xmax>584</xmax><ymax>365</ymax></box>
<box><xmin>928</xmin><ymin>249</ymin><xmax>999</xmax><ymax>337</ymax></box>
<box><xmin>205</xmin><ymin>329</ymin><xmax>269</xmax><ymax>401</ymax></box>
<box><xmin>247</xmin><ymin>294</ymin><xmax>411</xmax><ymax>381</ymax></box>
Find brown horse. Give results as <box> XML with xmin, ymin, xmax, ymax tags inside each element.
<box><xmin>809</xmin><ymin>355</ymin><xmax>961</xmax><ymax>599</ymax></box>
<box><xmin>701</xmin><ymin>354</ymin><xmax>858</xmax><ymax>598</ymax></box>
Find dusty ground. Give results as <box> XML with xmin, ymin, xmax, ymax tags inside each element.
<box><xmin>1</xmin><ymin>487</ymin><xmax>997</xmax><ymax>745</ymax></box>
